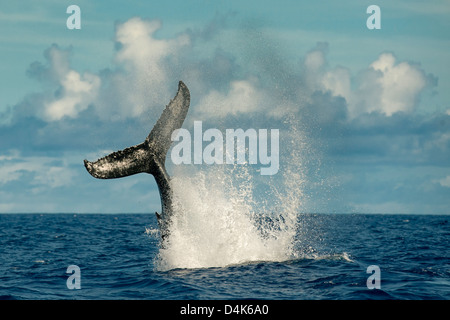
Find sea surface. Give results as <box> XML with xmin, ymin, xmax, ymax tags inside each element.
<box><xmin>0</xmin><ymin>213</ymin><xmax>448</xmax><ymax>300</ymax></box>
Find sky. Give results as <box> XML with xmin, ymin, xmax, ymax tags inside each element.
<box><xmin>0</xmin><ymin>0</ymin><xmax>449</xmax><ymax>214</ymax></box>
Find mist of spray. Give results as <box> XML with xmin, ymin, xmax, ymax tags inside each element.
<box><xmin>155</xmin><ymin>116</ymin><xmax>308</xmax><ymax>271</ymax></box>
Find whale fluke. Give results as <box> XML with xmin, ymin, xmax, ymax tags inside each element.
<box><xmin>84</xmin><ymin>81</ymin><xmax>191</xmax><ymax>240</ymax></box>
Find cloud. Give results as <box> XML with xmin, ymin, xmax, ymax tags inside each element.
<box><xmin>23</xmin><ymin>44</ymin><xmax>101</xmax><ymax>121</ymax></box>
<box><xmin>0</xmin><ymin>151</ymin><xmax>75</xmax><ymax>190</ymax></box>
<box><xmin>436</xmin><ymin>175</ymin><xmax>450</xmax><ymax>188</ymax></box>
<box><xmin>303</xmin><ymin>43</ymin><xmax>436</xmax><ymax>118</ymax></box>
<box><xmin>2</xmin><ymin>21</ymin><xmax>446</xmax><ymax>168</ymax></box>
<box><xmin>303</xmin><ymin>42</ymin><xmax>330</xmax><ymax>91</ymax></box>
<box><xmin>98</xmin><ymin>17</ymin><xmax>190</xmax><ymax>119</ymax></box>
<box><xmin>45</xmin><ymin>70</ymin><xmax>100</xmax><ymax>121</ymax></box>
<box><xmin>1</xmin><ymin>16</ymin><xmax>449</xmax><ymax>214</ymax></box>
<box><xmin>10</xmin><ymin>21</ymin><xmax>435</xmax><ymax>127</ymax></box>
<box><xmin>7</xmin><ymin>18</ymin><xmax>190</xmax><ymax>125</ymax></box>
<box><xmin>365</xmin><ymin>53</ymin><xmax>429</xmax><ymax>115</ymax></box>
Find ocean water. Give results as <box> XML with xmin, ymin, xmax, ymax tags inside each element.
<box><xmin>0</xmin><ymin>213</ymin><xmax>448</xmax><ymax>300</ymax></box>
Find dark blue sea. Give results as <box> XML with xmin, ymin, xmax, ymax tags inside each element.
<box><xmin>0</xmin><ymin>213</ymin><xmax>448</xmax><ymax>301</ymax></box>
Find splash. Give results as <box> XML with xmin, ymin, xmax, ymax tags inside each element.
<box><xmin>155</xmin><ymin>116</ymin><xmax>309</xmax><ymax>271</ymax></box>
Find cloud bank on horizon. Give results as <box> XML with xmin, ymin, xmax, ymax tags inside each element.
<box><xmin>1</xmin><ymin>4</ymin><xmax>449</xmax><ymax>214</ymax></box>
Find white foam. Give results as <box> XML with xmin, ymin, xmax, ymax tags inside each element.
<box><xmin>309</xmin><ymin>252</ymin><xmax>355</xmax><ymax>263</ymax></box>
<box><xmin>155</xmin><ymin>118</ymin><xmax>309</xmax><ymax>271</ymax></box>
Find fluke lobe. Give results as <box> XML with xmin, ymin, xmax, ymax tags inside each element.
<box><xmin>84</xmin><ymin>81</ymin><xmax>190</xmax><ymax>241</ymax></box>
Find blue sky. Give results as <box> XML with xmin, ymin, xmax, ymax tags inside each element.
<box><xmin>1</xmin><ymin>0</ymin><xmax>449</xmax><ymax>214</ymax></box>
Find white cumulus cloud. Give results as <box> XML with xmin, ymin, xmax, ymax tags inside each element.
<box><xmin>368</xmin><ymin>53</ymin><xmax>428</xmax><ymax>116</ymax></box>
<box><xmin>16</xmin><ymin>18</ymin><xmax>190</xmax><ymax>123</ymax></box>
<box><xmin>96</xmin><ymin>17</ymin><xmax>190</xmax><ymax>119</ymax></box>
<box><xmin>304</xmin><ymin>45</ymin><xmax>432</xmax><ymax>118</ymax></box>
<box><xmin>44</xmin><ymin>69</ymin><xmax>100</xmax><ymax>121</ymax></box>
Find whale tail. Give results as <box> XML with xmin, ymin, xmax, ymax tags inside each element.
<box><xmin>83</xmin><ymin>81</ymin><xmax>190</xmax><ymax>237</ymax></box>
<box><xmin>83</xmin><ymin>81</ymin><xmax>190</xmax><ymax>180</ymax></box>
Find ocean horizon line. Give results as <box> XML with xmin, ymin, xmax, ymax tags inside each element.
<box><xmin>0</xmin><ymin>212</ymin><xmax>448</xmax><ymax>216</ymax></box>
